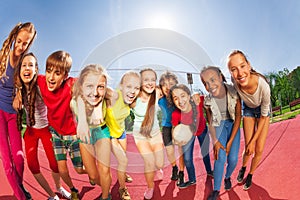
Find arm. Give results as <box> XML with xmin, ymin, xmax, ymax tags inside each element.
<box><xmin>226</xmin><ymin>96</ymin><xmax>242</xmax><ymax>155</ymax></box>
<box><xmin>205</xmin><ymin>106</ymin><xmax>225</xmax><ymax>160</ymax></box>
<box><xmin>76</xmin><ymin>96</ymin><xmax>91</xmax><ymax>144</ymax></box>
<box><xmin>13</xmin><ymin>87</ymin><xmax>23</xmax><ymax>111</ymax></box>
<box><xmin>246</xmin><ymin>82</ymin><xmax>270</xmax><ymax>155</ymax></box>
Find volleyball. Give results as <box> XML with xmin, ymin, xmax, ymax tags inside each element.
<box><xmin>172</xmin><ymin>124</ymin><xmax>193</xmax><ymax>146</ymax></box>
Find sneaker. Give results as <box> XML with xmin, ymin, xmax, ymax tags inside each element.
<box><xmin>144</xmin><ymin>188</ymin><xmax>154</xmax><ymax>200</ymax></box>
<box><xmin>155</xmin><ymin>169</ymin><xmax>164</xmax><ymax>181</ymax></box>
<box><xmin>177</xmin><ymin>171</ymin><xmax>184</xmax><ymax>186</ymax></box>
<box><xmin>243</xmin><ymin>174</ymin><xmax>252</xmax><ymax>190</ymax></box>
<box><xmin>57</xmin><ymin>187</ymin><xmax>71</xmax><ymax>199</ymax></box>
<box><xmin>224</xmin><ymin>177</ymin><xmax>232</xmax><ymax>191</ymax></box>
<box><xmin>178</xmin><ymin>180</ymin><xmax>196</xmax><ymax>189</ymax></box>
<box><xmin>119</xmin><ymin>187</ymin><xmax>131</xmax><ymax>200</ymax></box>
<box><xmin>70</xmin><ymin>188</ymin><xmax>79</xmax><ymax>200</ymax></box>
<box><xmin>170</xmin><ymin>165</ymin><xmax>178</xmax><ymax>180</ymax></box>
<box><xmin>99</xmin><ymin>193</ymin><xmax>112</xmax><ymax>200</ymax></box>
<box><xmin>237</xmin><ymin>167</ymin><xmax>246</xmax><ymax>183</ymax></box>
<box><xmin>48</xmin><ymin>195</ymin><xmax>60</xmax><ymax>200</ymax></box>
<box><xmin>125</xmin><ymin>173</ymin><xmax>133</xmax><ymax>183</ymax></box>
<box><xmin>207</xmin><ymin>190</ymin><xmax>219</xmax><ymax>200</ymax></box>
<box><xmin>20</xmin><ymin>184</ymin><xmax>32</xmax><ymax>200</ymax></box>
<box><xmin>207</xmin><ymin>171</ymin><xmax>214</xmax><ymax>178</ymax></box>
<box><xmin>89</xmin><ymin>179</ymin><xmax>96</xmax><ymax>186</ymax></box>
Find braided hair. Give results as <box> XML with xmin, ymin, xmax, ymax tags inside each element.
<box><xmin>16</xmin><ymin>53</ymin><xmax>38</xmax><ymax>130</ymax></box>
<box><xmin>0</xmin><ymin>22</ymin><xmax>36</xmax><ymax>81</ymax></box>
<box><xmin>169</xmin><ymin>84</ymin><xmax>198</xmax><ymax>134</ymax></box>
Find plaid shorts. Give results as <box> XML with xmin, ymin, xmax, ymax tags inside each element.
<box><xmin>49</xmin><ymin>126</ymin><xmax>83</xmax><ymax>168</ymax></box>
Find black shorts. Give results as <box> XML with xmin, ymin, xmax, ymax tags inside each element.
<box><xmin>162</xmin><ymin>126</ymin><xmax>173</xmax><ymax>146</ymax></box>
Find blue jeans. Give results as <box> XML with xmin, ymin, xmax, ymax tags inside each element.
<box><xmin>182</xmin><ymin>126</ymin><xmax>212</xmax><ymax>182</ymax></box>
<box><xmin>213</xmin><ymin>119</ymin><xmax>240</xmax><ymax>191</ymax></box>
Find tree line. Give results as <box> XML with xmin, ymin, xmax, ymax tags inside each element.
<box><xmin>266</xmin><ymin>66</ymin><xmax>300</xmax><ymax>107</ymax></box>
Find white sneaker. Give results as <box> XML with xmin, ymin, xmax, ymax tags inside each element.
<box><xmin>155</xmin><ymin>169</ymin><xmax>164</xmax><ymax>181</ymax></box>
<box><xmin>144</xmin><ymin>188</ymin><xmax>154</xmax><ymax>200</ymax></box>
<box><xmin>57</xmin><ymin>187</ymin><xmax>71</xmax><ymax>199</ymax></box>
<box><xmin>48</xmin><ymin>195</ymin><xmax>60</xmax><ymax>200</ymax></box>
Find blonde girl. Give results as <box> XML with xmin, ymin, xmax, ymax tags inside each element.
<box><xmin>201</xmin><ymin>66</ymin><xmax>241</xmax><ymax>200</ymax></box>
<box><xmin>72</xmin><ymin>64</ymin><xmax>112</xmax><ymax>200</ymax></box>
<box><xmin>109</xmin><ymin>71</ymin><xmax>141</xmax><ymax>200</ymax></box>
<box><xmin>0</xmin><ymin>22</ymin><xmax>36</xmax><ymax>200</ymax></box>
<box><xmin>131</xmin><ymin>68</ymin><xmax>164</xmax><ymax>200</ymax></box>
<box><xmin>227</xmin><ymin>50</ymin><xmax>270</xmax><ymax>190</ymax></box>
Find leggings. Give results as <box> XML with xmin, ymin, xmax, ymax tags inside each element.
<box><xmin>0</xmin><ymin>109</ymin><xmax>26</xmax><ymax>200</ymax></box>
<box><xmin>24</xmin><ymin>126</ymin><xmax>59</xmax><ymax>174</ymax></box>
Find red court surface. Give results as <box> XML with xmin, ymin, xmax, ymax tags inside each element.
<box><xmin>1</xmin><ymin>115</ymin><xmax>300</xmax><ymax>200</ymax></box>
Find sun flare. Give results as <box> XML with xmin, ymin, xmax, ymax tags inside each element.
<box><xmin>146</xmin><ymin>12</ymin><xmax>175</xmax><ymax>29</ymax></box>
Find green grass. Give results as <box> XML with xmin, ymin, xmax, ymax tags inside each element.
<box><xmin>271</xmin><ymin>108</ymin><xmax>300</xmax><ymax>123</ymax></box>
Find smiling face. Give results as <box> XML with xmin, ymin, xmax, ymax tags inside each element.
<box><xmin>201</xmin><ymin>69</ymin><xmax>225</xmax><ymax>98</ymax></box>
<box><xmin>13</xmin><ymin>30</ymin><xmax>34</xmax><ymax>57</ymax></box>
<box><xmin>141</xmin><ymin>70</ymin><xmax>156</xmax><ymax>94</ymax></box>
<box><xmin>81</xmin><ymin>73</ymin><xmax>107</xmax><ymax>106</ymax></box>
<box><xmin>45</xmin><ymin>66</ymin><xmax>67</xmax><ymax>92</ymax></box>
<box><xmin>227</xmin><ymin>53</ymin><xmax>252</xmax><ymax>88</ymax></box>
<box><xmin>20</xmin><ymin>55</ymin><xmax>37</xmax><ymax>86</ymax></box>
<box><xmin>172</xmin><ymin>88</ymin><xmax>192</xmax><ymax>113</ymax></box>
<box><xmin>120</xmin><ymin>74</ymin><xmax>140</xmax><ymax>105</ymax></box>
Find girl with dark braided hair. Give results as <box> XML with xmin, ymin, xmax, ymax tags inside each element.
<box><xmin>0</xmin><ymin>22</ymin><xmax>36</xmax><ymax>200</ymax></box>
<box><xmin>16</xmin><ymin>53</ymin><xmax>70</xmax><ymax>200</ymax></box>
<box><xmin>201</xmin><ymin>66</ymin><xmax>241</xmax><ymax>200</ymax></box>
<box><xmin>169</xmin><ymin>84</ymin><xmax>212</xmax><ymax>189</ymax></box>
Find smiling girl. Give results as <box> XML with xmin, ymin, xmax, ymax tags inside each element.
<box><xmin>169</xmin><ymin>84</ymin><xmax>212</xmax><ymax>189</ymax></box>
<box><xmin>200</xmin><ymin>66</ymin><xmax>241</xmax><ymax>200</ymax></box>
<box><xmin>16</xmin><ymin>53</ymin><xmax>69</xmax><ymax>200</ymax></box>
<box><xmin>227</xmin><ymin>50</ymin><xmax>270</xmax><ymax>190</ymax></box>
<box><xmin>0</xmin><ymin>22</ymin><xmax>36</xmax><ymax>200</ymax></box>
<box><xmin>131</xmin><ymin>68</ymin><xmax>164</xmax><ymax>200</ymax></box>
<box><xmin>72</xmin><ymin>64</ymin><xmax>112</xmax><ymax>200</ymax></box>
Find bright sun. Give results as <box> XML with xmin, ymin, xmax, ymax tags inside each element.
<box><xmin>146</xmin><ymin>13</ymin><xmax>175</xmax><ymax>29</ymax></box>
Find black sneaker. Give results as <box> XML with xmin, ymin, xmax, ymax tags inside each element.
<box><xmin>237</xmin><ymin>167</ymin><xmax>246</xmax><ymax>183</ymax></box>
<box><xmin>20</xmin><ymin>184</ymin><xmax>32</xmax><ymax>200</ymax></box>
<box><xmin>177</xmin><ymin>171</ymin><xmax>184</xmax><ymax>186</ymax></box>
<box><xmin>178</xmin><ymin>180</ymin><xmax>196</xmax><ymax>189</ymax></box>
<box><xmin>207</xmin><ymin>171</ymin><xmax>214</xmax><ymax>178</ymax></box>
<box><xmin>224</xmin><ymin>177</ymin><xmax>232</xmax><ymax>191</ymax></box>
<box><xmin>207</xmin><ymin>190</ymin><xmax>219</xmax><ymax>200</ymax></box>
<box><xmin>171</xmin><ymin>165</ymin><xmax>178</xmax><ymax>180</ymax></box>
<box><xmin>243</xmin><ymin>174</ymin><xmax>252</xmax><ymax>190</ymax></box>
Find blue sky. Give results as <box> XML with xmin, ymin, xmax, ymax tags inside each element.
<box><xmin>1</xmin><ymin>0</ymin><xmax>299</xmax><ymax>90</ymax></box>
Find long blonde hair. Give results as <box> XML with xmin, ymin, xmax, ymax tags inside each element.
<box><xmin>0</xmin><ymin>22</ymin><xmax>36</xmax><ymax>80</ymax></box>
<box><xmin>73</xmin><ymin>64</ymin><xmax>109</xmax><ymax>114</ymax></box>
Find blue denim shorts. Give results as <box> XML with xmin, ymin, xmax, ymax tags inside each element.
<box><xmin>242</xmin><ymin>102</ymin><xmax>261</xmax><ymax>118</ymax></box>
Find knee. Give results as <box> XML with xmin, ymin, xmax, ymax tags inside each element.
<box><xmin>227</xmin><ymin>156</ymin><xmax>238</xmax><ymax>167</ymax></box>
<box><xmin>144</xmin><ymin>159</ymin><xmax>156</xmax><ymax>172</ymax></box>
<box><xmin>74</xmin><ymin>167</ymin><xmax>86</xmax><ymax>174</ymax></box>
<box><xmin>28</xmin><ymin>162</ymin><xmax>40</xmax><ymax>174</ymax></box>
<box><xmin>255</xmin><ymin>148</ymin><xmax>264</xmax><ymax>158</ymax></box>
<box><xmin>118</xmin><ymin>157</ymin><xmax>128</xmax><ymax>172</ymax></box>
